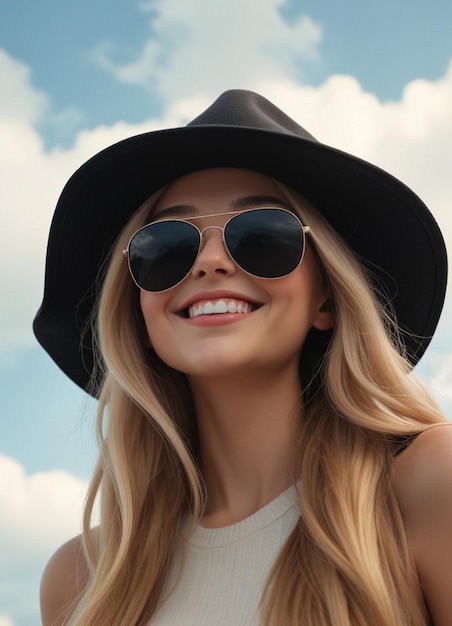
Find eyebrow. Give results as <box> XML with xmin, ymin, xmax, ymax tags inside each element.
<box><xmin>153</xmin><ymin>195</ymin><xmax>290</xmax><ymax>220</ymax></box>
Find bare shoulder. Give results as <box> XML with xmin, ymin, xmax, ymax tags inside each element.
<box><xmin>40</xmin><ymin>534</ymin><xmax>89</xmax><ymax>626</ymax></box>
<box><xmin>394</xmin><ymin>423</ymin><xmax>452</xmax><ymax>512</ymax></box>
<box><xmin>394</xmin><ymin>423</ymin><xmax>452</xmax><ymax>625</ymax></box>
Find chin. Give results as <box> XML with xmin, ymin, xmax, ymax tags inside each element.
<box><xmin>159</xmin><ymin>351</ymin><xmax>254</xmax><ymax>378</ymax></box>
<box><xmin>176</xmin><ymin>359</ymin><xmax>249</xmax><ymax>378</ymax></box>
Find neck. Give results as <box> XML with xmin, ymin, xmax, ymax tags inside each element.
<box><xmin>189</xmin><ymin>367</ymin><xmax>301</xmax><ymax>527</ymax></box>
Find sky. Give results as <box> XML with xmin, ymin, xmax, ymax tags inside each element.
<box><xmin>1</xmin><ymin>1</ymin><xmax>452</xmax><ymax>624</ymax></box>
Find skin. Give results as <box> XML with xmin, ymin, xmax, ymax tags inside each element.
<box><xmin>40</xmin><ymin>169</ymin><xmax>452</xmax><ymax>625</ymax></box>
<box><xmin>393</xmin><ymin>423</ymin><xmax>452</xmax><ymax>625</ymax></box>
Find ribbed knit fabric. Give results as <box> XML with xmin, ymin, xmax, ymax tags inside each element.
<box><xmin>150</xmin><ymin>486</ymin><xmax>299</xmax><ymax>625</ymax></box>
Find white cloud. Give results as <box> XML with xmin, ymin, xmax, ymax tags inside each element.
<box><xmin>0</xmin><ymin>454</ymin><xmax>88</xmax><ymax>571</ymax></box>
<box><xmin>0</xmin><ymin>49</ymin><xmax>48</xmax><ymax>124</ymax></box>
<box><xmin>91</xmin><ymin>0</ymin><xmax>322</xmax><ymax>100</ymax></box>
<box><xmin>0</xmin><ymin>454</ymin><xmax>90</xmax><ymax>624</ymax></box>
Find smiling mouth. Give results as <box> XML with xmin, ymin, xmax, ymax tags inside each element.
<box><xmin>181</xmin><ymin>298</ymin><xmax>260</xmax><ymax>319</ymax></box>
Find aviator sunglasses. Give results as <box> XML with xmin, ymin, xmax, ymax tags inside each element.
<box><xmin>124</xmin><ymin>207</ymin><xmax>311</xmax><ymax>292</ymax></box>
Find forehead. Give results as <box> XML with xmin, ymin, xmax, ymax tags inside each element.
<box><xmin>154</xmin><ymin>168</ymin><xmax>288</xmax><ymax>212</ymax></box>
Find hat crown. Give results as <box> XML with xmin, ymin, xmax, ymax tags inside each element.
<box><xmin>187</xmin><ymin>89</ymin><xmax>318</xmax><ymax>142</ymax></box>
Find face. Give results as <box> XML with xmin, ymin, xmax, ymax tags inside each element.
<box><xmin>139</xmin><ymin>168</ymin><xmax>334</xmax><ymax>379</ymax></box>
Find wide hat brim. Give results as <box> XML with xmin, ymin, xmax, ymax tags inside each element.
<box><xmin>33</xmin><ymin>90</ymin><xmax>447</xmax><ymax>395</ymax></box>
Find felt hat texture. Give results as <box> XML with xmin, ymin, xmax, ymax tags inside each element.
<box><xmin>34</xmin><ymin>90</ymin><xmax>448</xmax><ymax>394</ymax></box>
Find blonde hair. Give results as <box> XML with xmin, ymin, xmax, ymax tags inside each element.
<box><xmin>68</xmin><ymin>181</ymin><xmax>447</xmax><ymax>625</ymax></box>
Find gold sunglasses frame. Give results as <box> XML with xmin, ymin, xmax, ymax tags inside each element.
<box><xmin>123</xmin><ymin>207</ymin><xmax>311</xmax><ymax>292</ymax></box>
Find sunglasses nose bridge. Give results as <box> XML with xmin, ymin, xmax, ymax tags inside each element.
<box><xmin>190</xmin><ymin>223</ymin><xmax>238</xmax><ymax>279</ymax></box>
<box><xmin>198</xmin><ymin>224</ymin><xmax>226</xmax><ymax>252</ymax></box>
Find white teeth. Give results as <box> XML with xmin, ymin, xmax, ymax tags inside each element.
<box><xmin>214</xmin><ymin>301</ymin><xmax>228</xmax><ymax>313</ymax></box>
<box><xmin>188</xmin><ymin>299</ymin><xmax>252</xmax><ymax>318</ymax></box>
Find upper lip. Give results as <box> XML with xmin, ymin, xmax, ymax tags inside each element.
<box><xmin>175</xmin><ymin>290</ymin><xmax>264</xmax><ymax>314</ymax></box>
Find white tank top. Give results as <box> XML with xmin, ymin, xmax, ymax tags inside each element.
<box><xmin>150</xmin><ymin>486</ymin><xmax>299</xmax><ymax>625</ymax></box>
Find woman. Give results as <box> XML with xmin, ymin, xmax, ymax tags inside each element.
<box><xmin>35</xmin><ymin>90</ymin><xmax>452</xmax><ymax>625</ymax></box>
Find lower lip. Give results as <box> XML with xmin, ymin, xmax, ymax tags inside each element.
<box><xmin>180</xmin><ymin>312</ymin><xmax>254</xmax><ymax>326</ymax></box>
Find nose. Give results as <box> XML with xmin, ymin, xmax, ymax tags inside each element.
<box><xmin>190</xmin><ymin>226</ymin><xmax>237</xmax><ymax>280</ymax></box>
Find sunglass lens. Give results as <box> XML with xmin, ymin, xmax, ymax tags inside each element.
<box><xmin>225</xmin><ymin>209</ymin><xmax>304</xmax><ymax>278</ymax></box>
<box><xmin>128</xmin><ymin>221</ymin><xmax>200</xmax><ymax>291</ymax></box>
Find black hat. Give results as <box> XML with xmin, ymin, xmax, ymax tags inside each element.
<box><xmin>34</xmin><ymin>89</ymin><xmax>448</xmax><ymax>395</ymax></box>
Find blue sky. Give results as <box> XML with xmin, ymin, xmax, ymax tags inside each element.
<box><xmin>1</xmin><ymin>1</ymin><xmax>452</xmax><ymax>624</ymax></box>
<box><xmin>2</xmin><ymin>0</ymin><xmax>452</xmax><ymax>144</ymax></box>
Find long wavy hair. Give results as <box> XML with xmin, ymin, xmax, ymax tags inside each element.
<box><xmin>66</xmin><ymin>178</ymin><xmax>447</xmax><ymax>625</ymax></box>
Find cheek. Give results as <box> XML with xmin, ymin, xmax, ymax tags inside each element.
<box><xmin>270</xmin><ymin>257</ymin><xmax>323</xmax><ymax>319</ymax></box>
<box><xmin>139</xmin><ymin>291</ymin><xmax>189</xmax><ymax>371</ymax></box>
<box><xmin>139</xmin><ymin>291</ymin><xmax>169</xmax><ymax>343</ymax></box>
<box><xmin>263</xmin><ymin>262</ymin><xmax>325</xmax><ymax>345</ymax></box>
